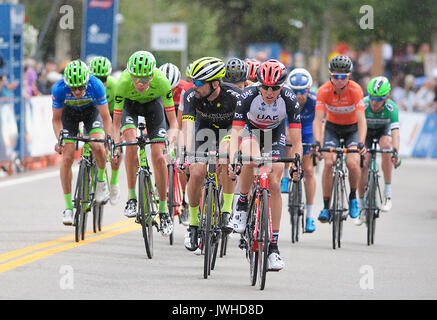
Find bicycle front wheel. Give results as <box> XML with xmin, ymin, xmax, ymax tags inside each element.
<box><xmin>258</xmin><ymin>189</ymin><xmax>270</xmax><ymax>290</ymax></box>
<box><xmin>247</xmin><ymin>191</ymin><xmax>258</xmax><ymax>286</ymax></box>
<box><xmin>203</xmin><ymin>183</ymin><xmax>214</xmax><ymax>279</ymax></box>
<box><xmin>167</xmin><ymin>164</ymin><xmax>175</xmax><ymax>246</ymax></box>
<box><xmin>139</xmin><ymin>171</ymin><xmax>154</xmax><ymax>259</ymax></box>
<box><xmin>331</xmin><ymin>174</ymin><xmax>340</xmax><ymax>250</ymax></box>
<box><xmin>366</xmin><ymin>173</ymin><xmax>377</xmax><ymax>246</ymax></box>
<box><xmin>289</xmin><ymin>181</ymin><xmax>301</xmax><ymax>243</ymax></box>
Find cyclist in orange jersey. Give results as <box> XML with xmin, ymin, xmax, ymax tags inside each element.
<box><xmin>312</xmin><ymin>55</ymin><xmax>367</xmax><ymax>223</ymax></box>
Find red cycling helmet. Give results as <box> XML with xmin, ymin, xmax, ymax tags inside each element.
<box><xmin>256</xmin><ymin>59</ymin><xmax>287</xmax><ymax>86</ymax></box>
<box><xmin>244</xmin><ymin>58</ymin><xmax>260</xmax><ymax>81</ymax></box>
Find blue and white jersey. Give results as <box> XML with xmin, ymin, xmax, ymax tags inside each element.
<box><xmin>51</xmin><ymin>75</ymin><xmax>107</xmax><ymax>110</ymax></box>
<box><xmin>300</xmin><ymin>90</ymin><xmax>316</xmax><ymax>136</ymax></box>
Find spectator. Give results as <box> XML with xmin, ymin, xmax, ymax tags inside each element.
<box><xmin>390</xmin><ymin>76</ymin><xmax>405</xmax><ymax>106</ymax></box>
<box><xmin>399</xmin><ymin>74</ymin><xmax>417</xmax><ymax>112</ymax></box>
<box><xmin>413</xmin><ymin>79</ymin><xmax>435</xmax><ymax>113</ymax></box>
<box><xmin>24</xmin><ymin>58</ymin><xmax>40</xmax><ymax>97</ymax></box>
<box><xmin>0</xmin><ymin>74</ymin><xmax>18</xmax><ymax>97</ymax></box>
<box><xmin>36</xmin><ymin>59</ymin><xmax>60</xmax><ymax>95</ymax></box>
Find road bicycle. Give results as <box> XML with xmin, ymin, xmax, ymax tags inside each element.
<box><xmin>234</xmin><ymin>152</ymin><xmax>299</xmax><ymax>290</ymax></box>
<box><xmin>181</xmin><ymin>148</ymin><xmax>227</xmax><ymax>279</ymax></box>
<box><xmin>318</xmin><ymin>139</ymin><xmax>363</xmax><ymax>249</ymax></box>
<box><xmin>58</xmin><ymin>130</ymin><xmax>110</xmax><ymax>242</ymax></box>
<box><xmin>114</xmin><ymin>123</ymin><xmax>167</xmax><ymax>259</ymax></box>
<box><xmin>363</xmin><ymin>138</ymin><xmax>397</xmax><ymax>246</ymax></box>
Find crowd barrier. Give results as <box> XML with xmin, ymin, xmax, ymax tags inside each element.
<box><xmin>0</xmin><ymin>96</ymin><xmax>436</xmax><ymax>176</ymax></box>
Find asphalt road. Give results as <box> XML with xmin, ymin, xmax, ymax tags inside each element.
<box><xmin>0</xmin><ymin>158</ymin><xmax>436</xmax><ymax>302</ymax></box>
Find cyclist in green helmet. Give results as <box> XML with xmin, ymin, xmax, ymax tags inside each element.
<box><xmin>88</xmin><ymin>56</ymin><xmax>121</xmax><ymax>205</ymax></box>
<box><xmin>356</xmin><ymin>76</ymin><xmax>401</xmax><ymax>223</ymax></box>
<box><xmin>52</xmin><ymin>59</ymin><xmax>113</xmax><ymax>225</ymax></box>
<box><xmin>113</xmin><ymin>51</ymin><xmax>178</xmax><ymax>236</ymax></box>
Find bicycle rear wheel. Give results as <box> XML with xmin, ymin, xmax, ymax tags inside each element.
<box><xmin>139</xmin><ymin>171</ymin><xmax>154</xmax><ymax>259</ymax></box>
<box><xmin>167</xmin><ymin>164</ymin><xmax>175</xmax><ymax>245</ymax></box>
<box><xmin>258</xmin><ymin>189</ymin><xmax>270</xmax><ymax>290</ymax></box>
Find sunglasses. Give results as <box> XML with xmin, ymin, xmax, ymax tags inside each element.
<box><xmin>69</xmin><ymin>85</ymin><xmax>87</xmax><ymax>92</ymax></box>
<box><xmin>330</xmin><ymin>73</ymin><xmax>349</xmax><ymax>80</ymax></box>
<box><xmin>293</xmin><ymin>88</ymin><xmax>308</xmax><ymax>95</ymax></box>
<box><xmin>369</xmin><ymin>95</ymin><xmax>387</xmax><ymax>102</ymax></box>
<box><xmin>260</xmin><ymin>84</ymin><xmax>282</xmax><ymax>91</ymax></box>
<box><xmin>131</xmin><ymin>75</ymin><xmax>152</xmax><ymax>84</ymax></box>
<box><xmin>193</xmin><ymin>80</ymin><xmax>207</xmax><ymax>87</ymax></box>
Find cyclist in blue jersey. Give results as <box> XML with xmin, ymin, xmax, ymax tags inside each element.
<box><xmin>51</xmin><ymin>60</ymin><xmax>113</xmax><ymax>225</ymax></box>
<box><xmin>283</xmin><ymin>68</ymin><xmax>317</xmax><ymax>232</ymax></box>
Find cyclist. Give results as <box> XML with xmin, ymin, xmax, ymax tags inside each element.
<box><xmin>113</xmin><ymin>51</ymin><xmax>178</xmax><ymax>236</ymax></box>
<box><xmin>52</xmin><ymin>60</ymin><xmax>113</xmax><ymax>225</ymax></box>
<box><xmin>180</xmin><ymin>56</ymin><xmax>242</xmax><ymax>252</ymax></box>
<box><xmin>313</xmin><ymin>55</ymin><xmax>367</xmax><ymax>223</ymax></box>
<box><xmin>284</xmin><ymin>68</ymin><xmax>317</xmax><ymax>233</ymax></box>
<box><xmin>88</xmin><ymin>56</ymin><xmax>121</xmax><ymax>205</ymax></box>
<box><xmin>223</xmin><ymin>57</ymin><xmax>249</xmax><ymax>90</ymax></box>
<box><xmin>229</xmin><ymin>59</ymin><xmax>302</xmax><ymax>271</ymax></box>
<box><xmin>357</xmin><ymin>76</ymin><xmax>401</xmax><ymax>222</ymax></box>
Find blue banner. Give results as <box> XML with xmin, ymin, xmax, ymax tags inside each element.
<box><xmin>81</xmin><ymin>0</ymin><xmax>118</xmax><ymax>67</ymax></box>
<box><xmin>412</xmin><ymin>114</ymin><xmax>437</xmax><ymax>158</ymax></box>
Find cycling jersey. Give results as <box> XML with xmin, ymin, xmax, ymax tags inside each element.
<box><xmin>177</xmin><ymin>81</ymin><xmax>195</xmax><ymax>113</ymax></box>
<box><xmin>172</xmin><ymin>79</ymin><xmax>192</xmax><ymax>109</ymax></box>
<box><xmin>51</xmin><ymin>75</ymin><xmax>107</xmax><ymax>110</ymax></box>
<box><xmin>233</xmin><ymin>85</ymin><xmax>301</xmax><ymax>130</ymax></box>
<box><xmin>113</xmin><ymin>69</ymin><xmax>175</xmax><ymax>116</ymax></box>
<box><xmin>182</xmin><ymin>82</ymin><xmax>241</xmax><ymax>129</ymax></box>
<box><xmin>364</xmin><ymin>97</ymin><xmax>399</xmax><ymax>131</ymax></box>
<box><xmin>300</xmin><ymin>91</ymin><xmax>316</xmax><ymax>135</ymax></box>
<box><xmin>105</xmin><ymin>75</ymin><xmax>117</xmax><ymax>116</ymax></box>
<box><xmin>315</xmin><ymin>80</ymin><xmax>365</xmax><ymax>125</ymax></box>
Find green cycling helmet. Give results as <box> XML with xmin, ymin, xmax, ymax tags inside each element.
<box><xmin>89</xmin><ymin>56</ymin><xmax>112</xmax><ymax>77</ymax></box>
<box><xmin>190</xmin><ymin>57</ymin><xmax>225</xmax><ymax>81</ymax></box>
<box><xmin>64</xmin><ymin>60</ymin><xmax>89</xmax><ymax>87</ymax></box>
<box><xmin>127</xmin><ymin>51</ymin><xmax>156</xmax><ymax>77</ymax></box>
<box><xmin>367</xmin><ymin>76</ymin><xmax>391</xmax><ymax>97</ymax></box>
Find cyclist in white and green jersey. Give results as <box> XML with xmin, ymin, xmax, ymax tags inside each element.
<box><xmin>357</xmin><ymin>76</ymin><xmax>401</xmax><ymax>218</ymax></box>
<box><xmin>88</xmin><ymin>56</ymin><xmax>121</xmax><ymax>205</ymax></box>
<box><xmin>113</xmin><ymin>51</ymin><xmax>178</xmax><ymax>236</ymax></box>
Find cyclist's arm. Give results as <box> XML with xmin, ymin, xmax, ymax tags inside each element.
<box><xmin>113</xmin><ymin>84</ymin><xmax>125</xmax><ymax>143</ymax></box>
<box><xmin>52</xmin><ymin>107</ymin><xmax>63</xmax><ymax>139</ymax></box>
<box><xmin>391</xmin><ymin>128</ymin><xmax>400</xmax><ymax>153</ymax></box>
<box><xmin>181</xmin><ymin>89</ymin><xmax>196</xmax><ymax>153</ymax></box>
<box><xmin>356</xmin><ymin>109</ymin><xmax>367</xmax><ymax>146</ymax></box>
<box><xmin>313</xmin><ymin>109</ymin><xmax>325</xmax><ymax>145</ymax></box>
<box><xmin>98</xmin><ymin>103</ymin><xmax>113</xmax><ymax>138</ymax></box>
<box><xmin>288</xmin><ymin>126</ymin><xmax>303</xmax><ymax>162</ymax></box>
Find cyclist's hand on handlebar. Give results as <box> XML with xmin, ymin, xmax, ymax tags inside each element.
<box><xmin>392</xmin><ymin>149</ymin><xmax>401</xmax><ymax>168</ymax></box>
<box><xmin>177</xmin><ymin>158</ymin><xmax>190</xmax><ymax>174</ymax></box>
<box><xmin>357</xmin><ymin>142</ymin><xmax>367</xmax><ymax>155</ymax></box>
<box><xmin>228</xmin><ymin>163</ymin><xmax>238</xmax><ymax>180</ymax></box>
<box><xmin>54</xmin><ymin>142</ymin><xmax>63</xmax><ymax>155</ymax></box>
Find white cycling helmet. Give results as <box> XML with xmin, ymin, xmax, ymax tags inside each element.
<box><xmin>159</xmin><ymin>62</ymin><xmax>181</xmax><ymax>89</ymax></box>
<box><xmin>287</xmin><ymin>68</ymin><xmax>313</xmax><ymax>90</ymax></box>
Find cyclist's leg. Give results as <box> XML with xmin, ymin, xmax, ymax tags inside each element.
<box><xmin>60</xmin><ymin>107</ymin><xmax>80</xmax><ymax>224</ymax></box>
<box><xmin>379</xmin><ymin>130</ymin><xmax>393</xmax><ymax>211</ymax></box>
<box><xmin>120</xmin><ymin>100</ymin><xmax>139</xmax><ymax>216</ymax></box>
<box><xmin>319</xmin><ymin>125</ymin><xmax>337</xmax><ymax>221</ymax></box>
<box><xmin>358</xmin><ymin>132</ymin><xmax>374</xmax><ymax>205</ymax></box>
<box><xmin>345</xmin><ymin>131</ymin><xmax>360</xmax><ymax>218</ymax></box>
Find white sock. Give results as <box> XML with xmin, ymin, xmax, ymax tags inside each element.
<box><xmin>358</xmin><ymin>197</ymin><xmax>364</xmax><ymax>209</ymax></box>
<box><xmin>384</xmin><ymin>183</ymin><xmax>392</xmax><ymax>197</ymax></box>
<box><xmin>306</xmin><ymin>204</ymin><xmax>314</xmax><ymax>219</ymax></box>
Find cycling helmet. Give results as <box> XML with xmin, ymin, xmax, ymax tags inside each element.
<box><xmin>190</xmin><ymin>57</ymin><xmax>226</xmax><ymax>81</ymax></box>
<box><xmin>88</xmin><ymin>56</ymin><xmax>112</xmax><ymax>77</ymax></box>
<box><xmin>64</xmin><ymin>60</ymin><xmax>89</xmax><ymax>87</ymax></box>
<box><xmin>245</xmin><ymin>58</ymin><xmax>260</xmax><ymax>81</ymax></box>
<box><xmin>159</xmin><ymin>63</ymin><xmax>181</xmax><ymax>89</ymax></box>
<box><xmin>367</xmin><ymin>76</ymin><xmax>391</xmax><ymax>97</ymax></box>
<box><xmin>186</xmin><ymin>63</ymin><xmax>193</xmax><ymax>79</ymax></box>
<box><xmin>287</xmin><ymin>68</ymin><xmax>313</xmax><ymax>89</ymax></box>
<box><xmin>256</xmin><ymin>59</ymin><xmax>287</xmax><ymax>86</ymax></box>
<box><xmin>224</xmin><ymin>58</ymin><xmax>248</xmax><ymax>83</ymax></box>
<box><xmin>329</xmin><ymin>55</ymin><xmax>353</xmax><ymax>73</ymax></box>
<box><xmin>127</xmin><ymin>51</ymin><xmax>156</xmax><ymax>77</ymax></box>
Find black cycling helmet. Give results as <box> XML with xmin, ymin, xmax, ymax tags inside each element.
<box><xmin>329</xmin><ymin>55</ymin><xmax>353</xmax><ymax>73</ymax></box>
<box><xmin>224</xmin><ymin>58</ymin><xmax>248</xmax><ymax>83</ymax></box>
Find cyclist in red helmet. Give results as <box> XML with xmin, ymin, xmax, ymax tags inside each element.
<box><xmin>244</xmin><ymin>58</ymin><xmax>260</xmax><ymax>86</ymax></box>
<box><xmin>229</xmin><ymin>59</ymin><xmax>303</xmax><ymax>271</ymax></box>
